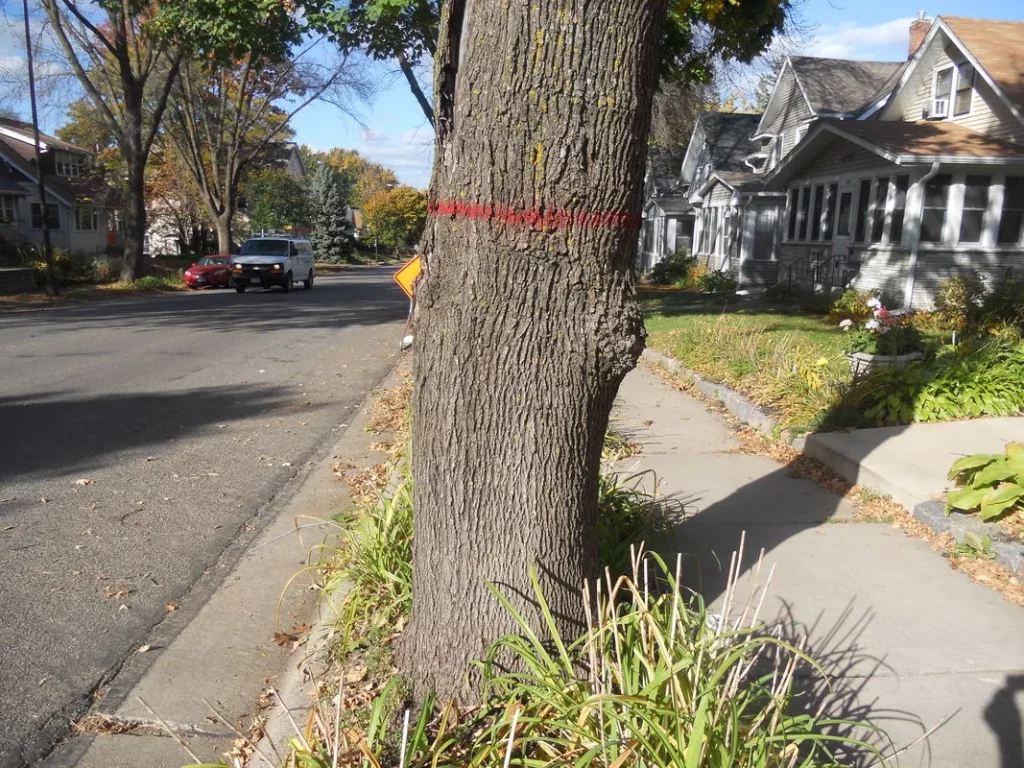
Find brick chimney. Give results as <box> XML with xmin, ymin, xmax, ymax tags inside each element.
<box><xmin>909</xmin><ymin>11</ymin><xmax>931</xmax><ymax>59</ymax></box>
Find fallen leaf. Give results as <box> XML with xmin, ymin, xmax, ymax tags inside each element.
<box><xmin>74</xmin><ymin>479</ymin><xmax>96</xmax><ymax>486</ymax></box>
<box><xmin>165</xmin><ymin>602</ymin><xmax>177</xmax><ymax>612</ymax></box>
<box><xmin>642</xmin><ymin>419</ymin><xmax>654</xmax><ymax>426</ymax></box>
<box><xmin>1</xmin><ymin>525</ymin><xmax>14</xmax><ymax>531</ymax></box>
<box><xmin>40</xmin><ymin>497</ymin><xmax>50</xmax><ymax>504</ymax></box>
<box><xmin>137</xmin><ymin>644</ymin><xmax>151</xmax><ymax>654</ymax></box>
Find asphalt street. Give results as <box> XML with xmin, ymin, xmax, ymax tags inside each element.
<box><xmin>0</xmin><ymin>268</ymin><xmax>408</xmax><ymax>766</ymax></box>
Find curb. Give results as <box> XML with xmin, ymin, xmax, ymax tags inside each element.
<box><xmin>641</xmin><ymin>348</ymin><xmax>1024</xmax><ymax>578</ymax></box>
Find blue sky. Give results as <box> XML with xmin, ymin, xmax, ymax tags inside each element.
<box><xmin>2</xmin><ymin>1</ymin><xmax>1024</xmax><ymax>190</ymax></box>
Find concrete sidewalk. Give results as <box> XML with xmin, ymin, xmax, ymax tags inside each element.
<box><xmin>612</xmin><ymin>366</ymin><xmax>1024</xmax><ymax>768</ymax></box>
<box><xmin>804</xmin><ymin>418</ymin><xmax>1024</xmax><ymax>513</ymax></box>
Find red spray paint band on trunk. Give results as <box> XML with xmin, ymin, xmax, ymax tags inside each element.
<box><xmin>429</xmin><ymin>199</ymin><xmax>640</xmax><ymax>231</ymax></box>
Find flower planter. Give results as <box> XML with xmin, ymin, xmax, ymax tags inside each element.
<box><xmin>846</xmin><ymin>350</ymin><xmax>925</xmax><ymax>377</ymax></box>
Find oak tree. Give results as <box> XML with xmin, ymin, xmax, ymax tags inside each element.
<box><xmin>405</xmin><ymin>0</ymin><xmax>789</xmax><ymax>702</ymax></box>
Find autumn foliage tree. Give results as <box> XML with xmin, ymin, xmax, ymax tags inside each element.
<box><xmin>403</xmin><ymin>0</ymin><xmax>791</xmax><ymax>703</ymax></box>
<box><xmin>301</xmin><ymin>146</ymin><xmax>399</xmax><ymax>209</ymax></box>
<box><xmin>363</xmin><ymin>185</ymin><xmax>426</xmax><ymax>251</ymax></box>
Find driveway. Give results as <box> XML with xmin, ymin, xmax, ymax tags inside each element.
<box><xmin>0</xmin><ymin>268</ymin><xmax>408</xmax><ymax>766</ymax></box>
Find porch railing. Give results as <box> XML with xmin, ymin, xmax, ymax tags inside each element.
<box><xmin>782</xmin><ymin>247</ymin><xmax>858</xmax><ymax>296</ymax></box>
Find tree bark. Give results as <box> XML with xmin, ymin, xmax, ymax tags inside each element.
<box><xmin>406</xmin><ymin>0</ymin><xmax>667</xmax><ymax>703</ymax></box>
<box><xmin>215</xmin><ymin>207</ymin><xmax>233</xmax><ymax>254</ymax></box>
<box><xmin>120</xmin><ymin>134</ymin><xmax>147</xmax><ymax>282</ymax></box>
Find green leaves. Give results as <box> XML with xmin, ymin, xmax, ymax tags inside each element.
<box><xmin>946</xmin><ymin>443</ymin><xmax>1024</xmax><ymax>522</ymax></box>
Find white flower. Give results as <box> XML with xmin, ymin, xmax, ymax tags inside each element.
<box><xmin>839</xmin><ymin>319</ymin><xmax>854</xmax><ymax>330</ymax></box>
<box><xmin>879</xmin><ymin>325</ymin><xmax>892</xmax><ymax>335</ymax></box>
<box><xmin>865</xmin><ymin>319</ymin><xmax>880</xmax><ymax>330</ymax></box>
<box><xmin>866</xmin><ymin>297</ymin><xmax>882</xmax><ymax>309</ymax></box>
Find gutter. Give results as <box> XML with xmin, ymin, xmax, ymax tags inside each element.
<box><xmin>903</xmin><ymin>161</ymin><xmax>941</xmax><ymax>311</ymax></box>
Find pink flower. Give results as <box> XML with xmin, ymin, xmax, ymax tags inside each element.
<box><xmin>875</xmin><ymin>307</ymin><xmax>890</xmax><ymax>319</ymax></box>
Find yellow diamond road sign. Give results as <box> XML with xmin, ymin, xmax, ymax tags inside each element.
<box><xmin>394</xmin><ymin>255</ymin><xmax>422</xmax><ymax>299</ymax></box>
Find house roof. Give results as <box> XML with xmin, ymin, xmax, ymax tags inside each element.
<box><xmin>940</xmin><ymin>16</ymin><xmax>1024</xmax><ymax>113</ymax></box>
<box><xmin>788</xmin><ymin>56</ymin><xmax>905</xmax><ymax>116</ymax></box>
<box><xmin>0</xmin><ymin>116</ymin><xmax>90</xmax><ymax>154</ymax></box>
<box><xmin>649</xmin><ymin>195</ymin><xmax>693</xmax><ymax>215</ymax></box>
<box><xmin>696</xmin><ymin>170</ymin><xmax>785</xmax><ymax>199</ymax></box>
<box><xmin>698</xmin><ymin>112</ymin><xmax>762</xmax><ymax>173</ymax></box>
<box><xmin>0</xmin><ymin>134</ymin><xmax>119</xmax><ymax>207</ymax></box>
<box><xmin>766</xmin><ymin>119</ymin><xmax>1024</xmax><ymax>186</ymax></box>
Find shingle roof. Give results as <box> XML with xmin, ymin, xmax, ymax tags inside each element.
<box><xmin>0</xmin><ymin>116</ymin><xmax>89</xmax><ymax>154</ymax></box>
<box><xmin>827</xmin><ymin>119</ymin><xmax>1024</xmax><ymax>159</ymax></box>
<box><xmin>790</xmin><ymin>57</ymin><xmax>906</xmax><ymax>116</ymax></box>
<box><xmin>650</xmin><ymin>195</ymin><xmax>692</xmax><ymax>215</ymax></box>
<box><xmin>699</xmin><ymin>112</ymin><xmax>762</xmax><ymax>173</ymax></box>
<box><xmin>941</xmin><ymin>16</ymin><xmax>1024</xmax><ymax>113</ymax></box>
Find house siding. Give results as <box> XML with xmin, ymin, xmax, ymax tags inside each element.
<box><xmin>912</xmin><ymin>248</ymin><xmax>1024</xmax><ymax>309</ymax></box>
<box><xmin>901</xmin><ymin>40</ymin><xmax>1024</xmax><ymax>144</ymax></box>
<box><xmin>796</xmin><ymin>138</ymin><xmax>893</xmax><ymax>179</ymax></box>
<box><xmin>848</xmin><ymin>246</ymin><xmax>912</xmax><ymax>305</ymax></box>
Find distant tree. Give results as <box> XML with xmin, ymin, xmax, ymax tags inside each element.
<box><xmin>242</xmin><ymin>167</ymin><xmax>311</xmax><ymax>233</ymax></box>
<box><xmin>301</xmin><ymin>146</ymin><xmax>399</xmax><ymax>209</ymax></box>
<box><xmin>307</xmin><ymin>163</ymin><xmax>354</xmax><ymax>262</ymax></box>
<box><xmin>147</xmin><ymin>145</ymin><xmax>213</xmax><ymax>255</ymax></box>
<box><xmin>363</xmin><ymin>185</ymin><xmax>426</xmax><ymax>251</ymax></box>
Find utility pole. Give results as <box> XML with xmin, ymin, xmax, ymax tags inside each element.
<box><xmin>23</xmin><ymin>0</ymin><xmax>56</xmax><ymax>296</ymax></box>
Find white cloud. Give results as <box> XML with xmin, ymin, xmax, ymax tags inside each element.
<box><xmin>353</xmin><ymin>127</ymin><xmax>433</xmax><ymax>190</ymax></box>
<box><xmin>800</xmin><ymin>18</ymin><xmax>916</xmax><ymax>60</ymax></box>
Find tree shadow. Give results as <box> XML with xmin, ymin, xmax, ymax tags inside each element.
<box><xmin>0</xmin><ymin>384</ymin><xmax>322</xmax><ymax>486</ymax></box>
<box><xmin>985</xmin><ymin>675</ymin><xmax>1024</xmax><ymax>768</ymax></box>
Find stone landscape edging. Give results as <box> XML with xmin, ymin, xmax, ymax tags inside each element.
<box><xmin>641</xmin><ymin>348</ymin><xmax>1024</xmax><ymax>578</ymax></box>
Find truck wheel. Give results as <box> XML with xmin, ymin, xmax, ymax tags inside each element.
<box><xmin>235</xmin><ymin>284</ymin><xmax>246</xmax><ymax>293</ymax></box>
<box><xmin>304</xmin><ymin>270</ymin><xmax>314</xmax><ymax>290</ymax></box>
<box><xmin>282</xmin><ymin>272</ymin><xmax>292</xmax><ymax>293</ymax></box>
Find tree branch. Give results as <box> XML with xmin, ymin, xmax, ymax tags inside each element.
<box><xmin>397</xmin><ymin>50</ymin><xmax>434</xmax><ymax>126</ymax></box>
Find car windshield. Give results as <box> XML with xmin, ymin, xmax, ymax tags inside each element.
<box><xmin>240</xmin><ymin>239</ymin><xmax>289</xmax><ymax>256</ymax></box>
<box><xmin>196</xmin><ymin>256</ymin><xmax>229</xmax><ymax>266</ymax></box>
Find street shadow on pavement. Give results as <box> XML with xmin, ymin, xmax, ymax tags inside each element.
<box><xmin>985</xmin><ymin>675</ymin><xmax>1024</xmax><ymax>768</ymax></box>
<box><xmin>0</xmin><ymin>384</ymin><xmax>315</xmax><ymax>485</ymax></box>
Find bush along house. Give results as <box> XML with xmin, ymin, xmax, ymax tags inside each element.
<box><xmin>765</xmin><ymin>14</ymin><xmax>1024</xmax><ymax>309</ymax></box>
<box><xmin>0</xmin><ymin>117</ymin><xmax>120</xmax><ymax>263</ymax></box>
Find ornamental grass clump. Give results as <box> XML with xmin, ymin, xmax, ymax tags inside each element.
<box><xmin>274</xmin><ymin>542</ymin><xmax>886</xmax><ymax>768</ymax></box>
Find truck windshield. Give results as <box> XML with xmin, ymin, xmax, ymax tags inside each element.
<box><xmin>240</xmin><ymin>239</ymin><xmax>288</xmax><ymax>255</ymax></box>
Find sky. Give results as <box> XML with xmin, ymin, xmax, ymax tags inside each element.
<box><xmin>1</xmin><ymin>0</ymin><xmax>1023</xmax><ymax>191</ymax></box>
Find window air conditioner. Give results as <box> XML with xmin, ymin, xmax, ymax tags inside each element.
<box><xmin>931</xmin><ymin>98</ymin><xmax>949</xmax><ymax>118</ymax></box>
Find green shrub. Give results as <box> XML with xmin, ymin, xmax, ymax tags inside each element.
<box><xmin>649</xmin><ymin>248</ymin><xmax>697</xmax><ymax>286</ymax></box>
<box><xmin>828</xmin><ymin>289</ymin><xmax>876</xmax><ymax>323</ymax></box>
<box><xmin>846</xmin><ymin>323</ymin><xmax>923</xmax><ymax>356</ymax></box>
<box><xmin>946</xmin><ymin>442</ymin><xmax>1024</xmax><ymax>522</ymax></box>
<box><xmin>981</xmin><ymin>271</ymin><xmax>1024</xmax><ymax>329</ymax></box>
<box><xmin>90</xmin><ymin>259</ymin><xmax>117</xmax><ymax>284</ymax></box>
<box><xmin>849</xmin><ymin>339</ymin><xmax>1024</xmax><ymax>425</ymax></box>
<box><xmin>132</xmin><ymin>275</ymin><xmax>181</xmax><ymax>291</ymax></box>
<box><xmin>934</xmin><ymin>273</ymin><xmax>986</xmax><ymax>331</ymax></box>
<box><xmin>694</xmin><ymin>269</ymin><xmax>737</xmax><ymax>294</ymax></box>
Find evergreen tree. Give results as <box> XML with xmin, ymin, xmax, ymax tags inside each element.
<box><xmin>308</xmin><ymin>164</ymin><xmax>354</xmax><ymax>263</ymax></box>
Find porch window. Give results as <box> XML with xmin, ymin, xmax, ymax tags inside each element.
<box><xmin>854</xmin><ymin>179</ymin><xmax>871</xmax><ymax>242</ymax></box>
<box><xmin>920</xmin><ymin>174</ymin><xmax>952</xmax><ymax>243</ymax></box>
<box><xmin>823</xmin><ymin>183</ymin><xmax>838</xmax><ymax>241</ymax></box>
<box><xmin>798</xmin><ymin>186</ymin><xmax>810</xmax><ymax>240</ymax></box>
<box><xmin>0</xmin><ymin>195</ymin><xmax>16</xmax><ymax>224</ymax></box>
<box><xmin>836</xmin><ymin>191</ymin><xmax>852</xmax><ymax>237</ymax></box>
<box><xmin>30</xmin><ymin>202</ymin><xmax>59</xmax><ymax>230</ymax></box>
<box><xmin>870</xmin><ymin>176</ymin><xmax>890</xmax><ymax>243</ymax></box>
<box><xmin>75</xmin><ymin>206</ymin><xmax>99</xmax><ymax>231</ymax></box>
<box><xmin>998</xmin><ymin>176</ymin><xmax>1024</xmax><ymax>245</ymax></box>
<box><xmin>890</xmin><ymin>175</ymin><xmax>909</xmax><ymax>246</ymax></box>
<box><xmin>810</xmin><ymin>185</ymin><xmax>824</xmax><ymax>240</ymax></box>
<box><xmin>958</xmin><ymin>175</ymin><xmax>990</xmax><ymax>243</ymax></box>
<box><xmin>787</xmin><ymin>188</ymin><xmax>798</xmax><ymax>240</ymax></box>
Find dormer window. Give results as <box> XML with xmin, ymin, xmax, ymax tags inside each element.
<box><xmin>931</xmin><ymin>62</ymin><xmax>974</xmax><ymax>119</ymax></box>
<box><xmin>55</xmin><ymin>152</ymin><xmax>86</xmax><ymax>177</ymax></box>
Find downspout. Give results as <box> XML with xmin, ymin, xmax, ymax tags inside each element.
<box><xmin>903</xmin><ymin>161</ymin><xmax>940</xmax><ymax>311</ymax></box>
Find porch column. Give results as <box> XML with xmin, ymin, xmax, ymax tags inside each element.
<box><xmin>903</xmin><ymin>163</ymin><xmax>939</xmax><ymax>310</ymax></box>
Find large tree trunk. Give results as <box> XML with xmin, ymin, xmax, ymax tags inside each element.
<box><xmin>215</xmin><ymin>210</ymin><xmax>233</xmax><ymax>254</ymax></box>
<box><xmin>406</xmin><ymin>0</ymin><xmax>667</xmax><ymax>703</ymax></box>
<box><xmin>121</xmin><ymin>155</ymin><xmax>147</xmax><ymax>281</ymax></box>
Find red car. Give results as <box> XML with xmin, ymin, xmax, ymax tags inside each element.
<box><xmin>184</xmin><ymin>255</ymin><xmax>233</xmax><ymax>289</ymax></box>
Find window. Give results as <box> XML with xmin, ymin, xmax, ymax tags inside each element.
<box><xmin>30</xmin><ymin>202</ymin><xmax>59</xmax><ymax>229</ymax></box>
<box><xmin>75</xmin><ymin>206</ymin><xmax>99</xmax><ymax>231</ymax></box>
<box><xmin>0</xmin><ymin>195</ymin><xmax>16</xmax><ymax>224</ymax></box>
<box><xmin>55</xmin><ymin>153</ymin><xmax>86</xmax><ymax>177</ymax></box>
<box><xmin>823</xmin><ymin>183</ymin><xmax>838</xmax><ymax>241</ymax></box>
<box><xmin>921</xmin><ymin>174</ymin><xmax>952</xmax><ymax>243</ymax></box>
<box><xmin>787</xmin><ymin>188</ymin><xmax>798</xmax><ymax>240</ymax></box>
<box><xmin>959</xmin><ymin>175</ymin><xmax>990</xmax><ymax>243</ymax></box>
<box><xmin>890</xmin><ymin>176</ymin><xmax>909</xmax><ymax>246</ymax></box>
<box><xmin>798</xmin><ymin>187</ymin><xmax>810</xmax><ymax>240</ymax></box>
<box><xmin>836</xmin><ymin>191</ymin><xmax>852</xmax><ymax>237</ymax></box>
<box><xmin>954</xmin><ymin>63</ymin><xmax>975</xmax><ymax>116</ymax></box>
<box><xmin>998</xmin><ymin>176</ymin><xmax>1024</xmax><ymax>245</ymax></box>
<box><xmin>854</xmin><ymin>179</ymin><xmax>871</xmax><ymax>242</ymax></box>
<box><xmin>870</xmin><ymin>177</ymin><xmax>890</xmax><ymax>243</ymax></box>
<box><xmin>811</xmin><ymin>185</ymin><xmax>824</xmax><ymax>240</ymax></box>
<box><xmin>933</xmin><ymin>66</ymin><xmax>954</xmax><ymax>117</ymax></box>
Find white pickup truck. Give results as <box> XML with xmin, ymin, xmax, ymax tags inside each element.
<box><xmin>231</xmin><ymin>236</ymin><xmax>316</xmax><ymax>293</ymax></box>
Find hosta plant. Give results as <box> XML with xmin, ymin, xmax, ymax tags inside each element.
<box><xmin>946</xmin><ymin>442</ymin><xmax>1024</xmax><ymax>521</ymax></box>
